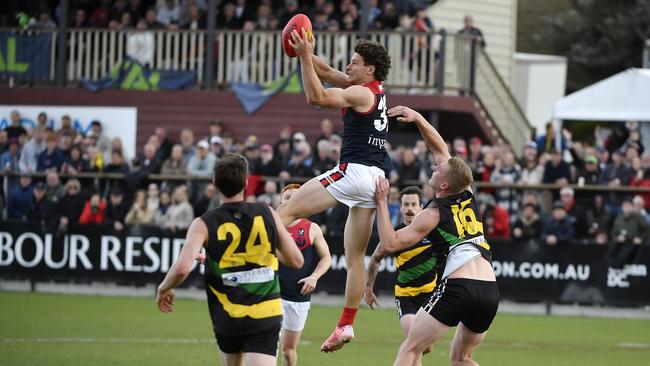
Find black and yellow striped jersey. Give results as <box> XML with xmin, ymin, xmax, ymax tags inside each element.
<box><xmin>393</xmin><ymin>223</ymin><xmax>445</xmax><ymax>299</ymax></box>
<box><xmin>425</xmin><ymin>190</ymin><xmax>492</xmax><ymax>267</ymax></box>
<box><xmin>201</xmin><ymin>202</ymin><xmax>281</xmax><ymax>335</ymax></box>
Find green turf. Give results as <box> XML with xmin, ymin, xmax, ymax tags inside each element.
<box><xmin>1</xmin><ymin>291</ymin><xmax>649</xmax><ymax>365</ymax></box>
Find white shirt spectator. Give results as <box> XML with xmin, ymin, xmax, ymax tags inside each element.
<box><xmin>127</xmin><ymin>31</ymin><xmax>154</xmax><ymax>66</ymax></box>
<box><xmin>187</xmin><ymin>140</ymin><xmax>216</xmax><ymax>177</ymax></box>
<box><xmin>157</xmin><ymin>1</ymin><xmax>181</xmax><ymax>26</ymax></box>
<box><xmin>18</xmin><ymin>135</ymin><xmax>46</xmax><ymax>173</ymax></box>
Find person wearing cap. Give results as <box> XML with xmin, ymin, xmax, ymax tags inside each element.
<box><xmin>541</xmin><ymin>149</ymin><xmax>571</xmax><ymax>186</ymax></box>
<box><xmin>27</xmin><ymin>181</ymin><xmax>55</xmax><ymax>225</ymax></box>
<box><xmin>105</xmin><ymin>186</ymin><xmax>130</xmax><ymax>231</ymax></box>
<box><xmin>540</xmin><ymin>201</ymin><xmax>575</xmax><ymax>246</ymax></box>
<box><xmin>609</xmin><ymin>199</ymin><xmax>649</xmax><ymax>267</ymax></box>
<box><xmin>7</xmin><ymin>174</ymin><xmax>33</xmax><ymax>220</ymax></box>
<box><xmin>292</xmin><ymin>132</ymin><xmax>307</xmax><ymax>150</ymax></box>
<box><xmin>210</xmin><ymin>135</ymin><xmax>224</xmax><ymax>158</ymax></box>
<box><xmin>187</xmin><ymin>140</ymin><xmax>216</xmax><ymax>178</ymax></box>
<box><xmin>559</xmin><ymin>187</ymin><xmax>586</xmax><ymax>239</ymax></box>
<box><xmin>255</xmin><ymin>143</ymin><xmax>282</xmax><ymax>177</ymax></box>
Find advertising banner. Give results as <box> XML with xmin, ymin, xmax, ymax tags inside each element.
<box><xmin>0</xmin><ymin>32</ymin><xmax>53</xmax><ymax>80</ymax></box>
<box><xmin>1</xmin><ymin>222</ymin><xmax>648</xmax><ymax>306</ymax></box>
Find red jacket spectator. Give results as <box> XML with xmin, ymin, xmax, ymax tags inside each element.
<box><xmin>79</xmin><ymin>194</ymin><xmax>107</xmax><ymax>225</ymax></box>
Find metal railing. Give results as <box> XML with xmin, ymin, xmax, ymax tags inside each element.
<box><xmin>2</xmin><ymin>27</ymin><xmax>531</xmax><ymax>152</ymax></box>
<box><xmin>474</xmin><ymin>46</ymin><xmax>533</xmax><ymax>154</ymax></box>
<box><xmin>66</xmin><ymin>28</ymin><xmax>206</xmax><ymax>83</ymax></box>
<box><xmin>216</xmin><ymin>30</ymin><xmax>437</xmax><ymax>90</ymax></box>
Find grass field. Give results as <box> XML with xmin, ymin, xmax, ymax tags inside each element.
<box><xmin>1</xmin><ymin>291</ymin><xmax>649</xmax><ymax>366</ymax></box>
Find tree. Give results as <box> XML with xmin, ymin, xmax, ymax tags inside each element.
<box><xmin>548</xmin><ymin>0</ymin><xmax>650</xmax><ymax>92</ymax></box>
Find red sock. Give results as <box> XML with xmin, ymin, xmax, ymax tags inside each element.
<box><xmin>337</xmin><ymin>307</ymin><xmax>358</xmax><ymax>327</ymax></box>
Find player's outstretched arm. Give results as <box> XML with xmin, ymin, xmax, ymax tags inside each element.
<box><xmin>312</xmin><ymin>55</ymin><xmax>351</xmax><ymax>88</ymax></box>
<box><xmin>387</xmin><ymin>106</ymin><xmax>451</xmax><ymax>165</ymax></box>
<box><xmin>290</xmin><ymin>28</ymin><xmax>372</xmax><ymax>110</ymax></box>
<box><xmin>297</xmin><ymin>223</ymin><xmax>332</xmax><ymax>295</ymax></box>
<box><xmin>271</xmin><ymin>207</ymin><xmax>304</xmax><ymax>269</ymax></box>
<box><xmin>375</xmin><ymin>178</ymin><xmax>438</xmax><ymax>252</ymax></box>
<box><xmin>156</xmin><ymin>217</ymin><xmax>207</xmax><ymax>312</ymax></box>
<box><xmin>364</xmin><ymin>243</ymin><xmax>388</xmax><ymax>309</ymax></box>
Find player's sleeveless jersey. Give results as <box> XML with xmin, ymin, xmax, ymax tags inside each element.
<box><xmin>279</xmin><ymin>218</ymin><xmax>317</xmax><ymax>302</ymax></box>
<box><xmin>425</xmin><ymin>190</ymin><xmax>492</xmax><ymax>277</ymax></box>
<box><xmin>201</xmin><ymin>202</ymin><xmax>281</xmax><ymax>335</ymax></box>
<box><xmin>393</xmin><ymin>223</ymin><xmax>443</xmax><ymax>299</ymax></box>
<box><xmin>340</xmin><ymin>80</ymin><xmax>392</xmax><ymax>173</ymax></box>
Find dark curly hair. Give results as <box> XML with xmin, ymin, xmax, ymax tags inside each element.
<box><xmin>354</xmin><ymin>39</ymin><xmax>391</xmax><ymax>81</ymax></box>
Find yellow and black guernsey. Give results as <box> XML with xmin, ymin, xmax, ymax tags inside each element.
<box><xmin>201</xmin><ymin>202</ymin><xmax>281</xmax><ymax>336</ymax></box>
<box><xmin>393</xmin><ymin>223</ymin><xmax>445</xmax><ymax>300</ymax></box>
<box><xmin>424</xmin><ymin>190</ymin><xmax>492</xmax><ymax>278</ymax></box>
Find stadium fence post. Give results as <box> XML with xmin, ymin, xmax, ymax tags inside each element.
<box><xmin>469</xmin><ymin>37</ymin><xmax>477</xmax><ymax>96</ymax></box>
<box><xmin>204</xmin><ymin>0</ymin><xmax>217</xmax><ymax>89</ymax></box>
<box><xmin>55</xmin><ymin>0</ymin><xmax>69</xmax><ymax>87</ymax></box>
<box><xmin>436</xmin><ymin>29</ymin><xmax>446</xmax><ymax>94</ymax></box>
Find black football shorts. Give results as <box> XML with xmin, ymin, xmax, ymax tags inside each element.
<box><xmin>422</xmin><ymin>278</ymin><xmax>499</xmax><ymax>333</ymax></box>
<box><xmin>215</xmin><ymin>323</ymin><xmax>281</xmax><ymax>356</ymax></box>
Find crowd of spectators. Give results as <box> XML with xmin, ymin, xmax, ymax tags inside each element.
<box><xmin>8</xmin><ymin>0</ymin><xmax>438</xmax><ymax>33</ymax></box>
<box><xmin>2</xmin><ymin>107</ymin><xmax>648</xmax><ymax>264</ymax></box>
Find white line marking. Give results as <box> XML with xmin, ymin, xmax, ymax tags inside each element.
<box><xmin>617</xmin><ymin>342</ymin><xmax>649</xmax><ymax>349</ymax></box>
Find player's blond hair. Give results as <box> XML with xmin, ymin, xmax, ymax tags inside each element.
<box><xmin>446</xmin><ymin>157</ymin><xmax>473</xmax><ymax>194</ymax></box>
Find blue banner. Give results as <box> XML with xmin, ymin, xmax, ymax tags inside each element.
<box><xmin>0</xmin><ymin>32</ymin><xmax>53</xmax><ymax>80</ymax></box>
<box><xmin>81</xmin><ymin>58</ymin><xmax>196</xmax><ymax>92</ymax></box>
<box><xmin>231</xmin><ymin>68</ymin><xmax>303</xmax><ymax>115</ymax></box>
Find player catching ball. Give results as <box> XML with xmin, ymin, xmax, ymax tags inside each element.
<box><xmin>277</xmin><ymin>23</ymin><xmax>392</xmax><ymax>352</ymax></box>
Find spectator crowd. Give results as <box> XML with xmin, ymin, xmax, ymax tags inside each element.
<box><xmin>2</xmin><ymin>106</ymin><xmax>650</xmax><ymax>264</ymax></box>
<box><xmin>7</xmin><ymin>0</ymin><xmax>437</xmax><ymax>33</ymax></box>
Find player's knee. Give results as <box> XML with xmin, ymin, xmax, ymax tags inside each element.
<box><xmin>281</xmin><ymin>344</ymin><xmax>296</xmax><ymax>357</ymax></box>
<box><xmin>403</xmin><ymin>339</ymin><xmax>428</xmax><ymax>354</ymax></box>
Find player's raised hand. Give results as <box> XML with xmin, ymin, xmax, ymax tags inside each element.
<box><xmin>364</xmin><ymin>289</ymin><xmax>380</xmax><ymax>309</ymax></box>
<box><xmin>374</xmin><ymin>177</ymin><xmax>390</xmax><ymax>203</ymax></box>
<box><xmin>156</xmin><ymin>286</ymin><xmax>175</xmax><ymax>313</ymax></box>
<box><xmin>288</xmin><ymin>28</ymin><xmax>314</xmax><ymax>58</ymax></box>
<box><xmin>297</xmin><ymin>275</ymin><xmax>318</xmax><ymax>295</ymax></box>
<box><xmin>387</xmin><ymin>105</ymin><xmax>423</xmax><ymax>124</ymax></box>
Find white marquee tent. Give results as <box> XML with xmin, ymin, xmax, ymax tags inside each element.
<box><xmin>553</xmin><ymin>68</ymin><xmax>650</xmax><ymax>121</ymax></box>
